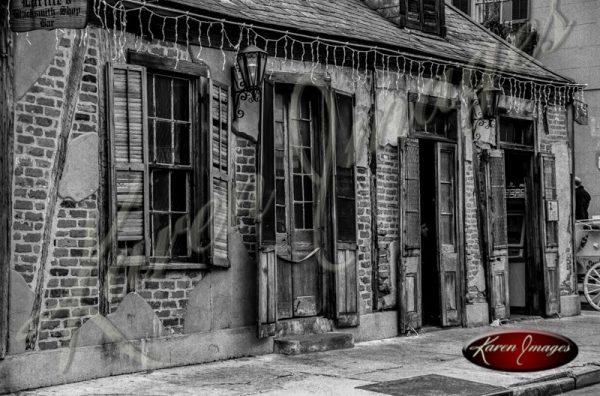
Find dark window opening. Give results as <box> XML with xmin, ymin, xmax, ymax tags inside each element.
<box><xmin>499</xmin><ymin>117</ymin><xmax>534</xmax><ymax>147</ymax></box>
<box><xmin>412</xmin><ymin>102</ymin><xmax>458</xmax><ymax>140</ymax></box>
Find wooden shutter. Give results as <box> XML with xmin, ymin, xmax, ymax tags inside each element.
<box><xmin>208</xmin><ymin>80</ymin><xmax>231</xmax><ymax>268</ymax></box>
<box><xmin>436</xmin><ymin>143</ymin><xmax>461</xmax><ymax>327</ymax></box>
<box><xmin>398</xmin><ymin>138</ymin><xmax>422</xmax><ymax>333</ymax></box>
<box><xmin>107</xmin><ymin>64</ymin><xmax>150</xmax><ymax>266</ymax></box>
<box><xmin>539</xmin><ymin>153</ymin><xmax>560</xmax><ymax>315</ymax></box>
<box><xmin>333</xmin><ymin>91</ymin><xmax>359</xmax><ymax>327</ymax></box>
<box><xmin>477</xmin><ymin>149</ymin><xmax>509</xmax><ymax>320</ymax></box>
<box><xmin>257</xmin><ymin>80</ymin><xmax>277</xmax><ymax>338</ymax></box>
<box><xmin>404</xmin><ymin>0</ymin><xmax>445</xmax><ymax>35</ymax></box>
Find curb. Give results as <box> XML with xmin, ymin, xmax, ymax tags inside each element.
<box><xmin>509</xmin><ymin>364</ymin><xmax>600</xmax><ymax>396</ymax></box>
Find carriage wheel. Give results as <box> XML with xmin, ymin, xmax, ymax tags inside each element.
<box><xmin>584</xmin><ymin>262</ymin><xmax>600</xmax><ymax>311</ymax></box>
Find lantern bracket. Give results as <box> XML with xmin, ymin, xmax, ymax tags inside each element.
<box><xmin>232</xmin><ymin>45</ymin><xmax>268</xmax><ymax>120</ymax></box>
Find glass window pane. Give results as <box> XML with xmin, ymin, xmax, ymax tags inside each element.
<box><xmin>154</xmin><ymin>75</ymin><xmax>172</xmax><ymax>119</ymax></box>
<box><xmin>147</xmin><ymin>75</ymin><xmax>155</xmax><ymax>117</ymax></box>
<box><xmin>440</xmin><ymin>215</ymin><xmax>454</xmax><ymax>246</ymax></box>
<box><xmin>304</xmin><ymin>204</ymin><xmax>313</xmax><ymax>229</ymax></box>
<box><xmin>276</xmin><ymin>206</ymin><xmax>286</xmax><ymax>233</ymax></box>
<box><xmin>303</xmin><ymin>148</ymin><xmax>312</xmax><ymax>173</ymax></box>
<box><xmin>303</xmin><ymin>176</ymin><xmax>313</xmax><ymax>200</ymax></box>
<box><xmin>152</xmin><ymin>170</ymin><xmax>169</xmax><ymax>211</ymax></box>
<box><xmin>171</xmin><ymin>214</ymin><xmax>188</xmax><ymax>257</ymax></box>
<box><xmin>174</xmin><ymin>123</ymin><xmax>190</xmax><ymax>165</ymax></box>
<box><xmin>275</xmin><ymin>122</ymin><xmax>285</xmax><ymax>149</ymax></box>
<box><xmin>275</xmin><ymin>151</ymin><xmax>284</xmax><ymax>177</ymax></box>
<box><xmin>276</xmin><ymin>179</ymin><xmax>285</xmax><ymax>205</ymax></box>
<box><xmin>172</xmin><ymin>78</ymin><xmax>189</xmax><ymax>121</ymax></box>
<box><xmin>155</xmin><ymin>121</ymin><xmax>172</xmax><ymax>164</ymax></box>
<box><xmin>148</xmin><ymin>120</ymin><xmax>155</xmax><ymax>163</ymax></box>
<box><xmin>171</xmin><ymin>171</ymin><xmax>187</xmax><ymax>212</ymax></box>
<box><xmin>294</xmin><ymin>203</ymin><xmax>304</xmax><ymax>229</ymax></box>
<box><xmin>152</xmin><ymin>213</ymin><xmax>170</xmax><ymax>257</ymax></box>
<box><xmin>299</xmin><ymin>121</ymin><xmax>310</xmax><ymax>146</ymax></box>
<box><xmin>293</xmin><ymin>175</ymin><xmax>303</xmax><ymax>201</ymax></box>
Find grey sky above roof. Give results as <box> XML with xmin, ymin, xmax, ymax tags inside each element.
<box><xmin>166</xmin><ymin>0</ymin><xmax>572</xmax><ymax>83</ymax></box>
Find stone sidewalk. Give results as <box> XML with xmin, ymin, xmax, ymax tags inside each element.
<box><xmin>12</xmin><ymin>312</ymin><xmax>600</xmax><ymax>396</ymax></box>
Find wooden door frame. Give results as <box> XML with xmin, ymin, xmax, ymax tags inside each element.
<box><xmin>502</xmin><ymin>147</ymin><xmax>540</xmax><ymax>315</ymax></box>
<box><xmin>401</xmin><ymin>93</ymin><xmax>466</xmax><ymax>329</ymax></box>
<box><xmin>0</xmin><ymin>2</ymin><xmax>14</xmax><ymax>359</ymax></box>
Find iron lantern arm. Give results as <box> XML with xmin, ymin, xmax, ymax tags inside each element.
<box><xmin>232</xmin><ymin>45</ymin><xmax>268</xmax><ymax>119</ymax></box>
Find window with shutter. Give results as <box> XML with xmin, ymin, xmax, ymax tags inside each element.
<box><xmin>107</xmin><ymin>56</ymin><xmax>228</xmax><ymax>269</ymax></box>
<box><xmin>404</xmin><ymin>0</ymin><xmax>445</xmax><ymax>36</ymax></box>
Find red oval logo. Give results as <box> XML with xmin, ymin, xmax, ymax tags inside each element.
<box><xmin>463</xmin><ymin>329</ymin><xmax>578</xmax><ymax>372</ymax></box>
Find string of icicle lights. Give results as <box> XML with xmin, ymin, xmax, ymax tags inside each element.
<box><xmin>92</xmin><ymin>0</ymin><xmax>585</xmax><ymax>113</ymax></box>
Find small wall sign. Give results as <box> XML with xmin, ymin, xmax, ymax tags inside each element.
<box><xmin>10</xmin><ymin>0</ymin><xmax>88</xmax><ymax>32</ymax></box>
<box><xmin>546</xmin><ymin>200</ymin><xmax>559</xmax><ymax>222</ymax></box>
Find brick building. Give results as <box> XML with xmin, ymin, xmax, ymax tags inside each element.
<box><xmin>0</xmin><ymin>0</ymin><xmax>581</xmax><ymax>391</ymax></box>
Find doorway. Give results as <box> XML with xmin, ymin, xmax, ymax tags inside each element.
<box><xmin>273</xmin><ymin>84</ymin><xmax>323</xmax><ymax>320</ymax></box>
<box><xmin>504</xmin><ymin>150</ymin><xmax>536</xmax><ymax>315</ymax></box>
<box><xmin>419</xmin><ymin>140</ymin><xmax>441</xmax><ymax>326</ymax></box>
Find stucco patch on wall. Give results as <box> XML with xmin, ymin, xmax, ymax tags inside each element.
<box><xmin>58</xmin><ymin>133</ymin><xmax>99</xmax><ymax>202</ymax></box>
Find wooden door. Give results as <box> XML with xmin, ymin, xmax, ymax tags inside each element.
<box><xmin>398</xmin><ymin>138</ymin><xmax>422</xmax><ymax>333</ymax></box>
<box><xmin>479</xmin><ymin>149</ymin><xmax>510</xmax><ymax>321</ymax></box>
<box><xmin>435</xmin><ymin>143</ymin><xmax>461</xmax><ymax>326</ymax></box>
<box><xmin>258</xmin><ymin>80</ymin><xmax>278</xmax><ymax>338</ymax></box>
<box><xmin>275</xmin><ymin>85</ymin><xmax>320</xmax><ymax>319</ymax></box>
<box><xmin>538</xmin><ymin>153</ymin><xmax>560</xmax><ymax>315</ymax></box>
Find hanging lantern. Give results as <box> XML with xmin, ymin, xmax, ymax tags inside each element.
<box><xmin>233</xmin><ymin>45</ymin><xmax>268</xmax><ymax>118</ymax></box>
<box><xmin>477</xmin><ymin>83</ymin><xmax>501</xmax><ymax>119</ymax></box>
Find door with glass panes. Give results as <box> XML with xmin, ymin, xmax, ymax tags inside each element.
<box><xmin>273</xmin><ymin>84</ymin><xmax>322</xmax><ymax>319</ymax></box>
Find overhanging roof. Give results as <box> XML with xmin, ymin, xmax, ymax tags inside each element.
<box><xmin>164</xmin><ymin>0</ymin><xmax>573</xmax><ymax>84</ymax></box>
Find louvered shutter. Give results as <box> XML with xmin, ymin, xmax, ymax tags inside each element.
<box><xmin>539</xmin><ymin>153</ymin><xmax>560</xmax><ymax>315</ymax></box>
<box><xmin>107</xmin><ymin>64</ymin><xmax>149</xmax><ymax>266</ymax></box>
<box><xmin>476</xmin><ymin>149</ymin><xmax>509</xmax><ymax>321</ymax></box>
<box><xmin>404</xmin><ymin>0</ymin><xmax>445</xmax><ymax>35</ymax></box>
<box><xmin>333</xmin><ymin>91</ymin><xmax>359</xmax><ymax>327</ymax></box>
<box><xmin>208</xmin><ymin>80</ymin><xmax>231</xmax><ymax>268</ymax></box>
<box><xmin>398</xmin><ymin>137</ymin><xmax>422</xmax><ymax>333</ymax></box>
<box><xmin>257</xmin><ymin>80</ymin><xmax>277</xmax><ymax>338</ymax></box>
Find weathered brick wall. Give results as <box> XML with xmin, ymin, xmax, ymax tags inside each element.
<box><xmin>356</xmin><ymin>166</ymin><xmax>373</xmax><ymax>313</ymax></box>
<box><xmin>136</xmin><ymin>271</ymin><xmax>204</xmax><ymax>334</ymax></box>
<box><xmin>235</xmin><ymin>137</ymin><xmax>258</xmax><ymax>256</ymax></box>
<box><xmin>12</xmin><ymin>34</ymin><xmax>74</xmax><ymax>288</ymax></box>
<box><xmin>464</xmin><ymin>161</ymin><xmax>486</xmax><ymax>304</ymax></box>
<box><xmin>375</xmin><ymin>144</ymin><xmax>399</xmax><ymax>309</ymax></box>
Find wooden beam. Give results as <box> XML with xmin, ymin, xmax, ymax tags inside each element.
<box><xmin>0</xmin><ymin>0</ymin><xmax>14</xmax><ymax>360</ymax></box>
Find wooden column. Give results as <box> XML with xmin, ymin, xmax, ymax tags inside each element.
<box><xmin>0</xmin><ymin>0</ymin><xmax>14</xmax><ymax>360</ymax></box>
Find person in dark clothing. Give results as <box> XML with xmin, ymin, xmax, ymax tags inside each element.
<box><xmin>575</xmin><ymin>177</ymin><xmax>591</xmax><ymax>220</ymax></box>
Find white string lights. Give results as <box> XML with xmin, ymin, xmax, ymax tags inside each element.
<box><xmin>91</xmin><ymin>0</ymin><xmax>584</xmax><ymax>109</ymax></box>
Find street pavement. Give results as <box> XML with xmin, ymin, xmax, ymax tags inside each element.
<box><xmin>12</xmin><ymin>311</ymin><xmax>600</xmax><ymax>395</ymax></box>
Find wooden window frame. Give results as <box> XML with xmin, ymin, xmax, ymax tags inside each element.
<box><xmin>404</xmin><ymin>0</ymin><xmax>446</xmax><ymax>36</ymax></box>
<box><xmin>408</xmin><ymin>92</ymin><xmax>460</xmax><ymax>142</ymax></box>
<box><xmin>497</xmin><ymin>113</ymin><xmax>536</xmax><ymax>152</ymax></box>
<box><xmin>112</xmin><ymin>52</ymin><xmax>211</xmax><ymax>270</ymax></box>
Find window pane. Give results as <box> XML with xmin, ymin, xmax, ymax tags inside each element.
<box><xmin>276</xmin><ymin>206</ymin><xmax>286</xmax><ymax>233</ymax></box>
<box><xmin>302</xmin><ymin>148</ymin><xmax>312</xmax><ymax>173</ymax></box>
<box><xmin>154</xmin><ymin>75</ymin><xmax>172</xmax><ymax>119</ymax></box>
<box><xmin>298</xmin><ymin>120</ymin><xmax>310</xmax><ymax>147</ymax></box>
<box><xmin>152</xmin><ymin>213</ymin><xmax>170</xmax><ymax>257</ymax></box>
<box><xmin>294</xmin><ymin>203</ymin><xmax>304</xmax><ymax>229</ymax></box>
<box><xmin>174</xmin><ymin>123</ymin><xmax>190</xmax><ymax>165</ymax></box>
<box><xmin>155</xmin><ymin>121</ymin><xmax>172</xmax><ymax>164</ymax></box>
<box><xmin>276</xmin><ymin>179</ymin><xmax>285</xmax><ymax>205</ymax></box>
<box><xmin>293</xmin><ymin>175</ymin><xmax>303</xmax><ymax>201</ymax></box>
<box><xmin>147</xmin><ymin>75</ymin><xmax>155</xmax><ymax>117</ymax></box>
<box><xmin>275</xmin><ymin>151</ymin><xmax>284</xmax><ymax>177</ymax></box>
<box><xmin>172</xmin><ymin>78</ymin><xmax>189</xmax><ymax>121</ymax></box>
<box><xmin>303</xmin><ymin>176</ymin><xmax>313</xmax><ymax>200</ymax></box>
<box><xmin>152</xmin><ymin>170</ymin><xmax>169</xmax><ymax>211</ymax></box>
<box><xmin>171</xmin><ymin>214</ymin><xmax>188</xmax><ymax>257</ymax></box>
<box><xmin>171</xmin><ymin>171</ymin><xmax>187</xmax><ymax>212</ymax></box>
<box><xmin>440</xmin><ymin>215</ymin><xmax>455</xmax><ymax>246</ymax></box>
<box><xmin>148</xmin><ymin>120</ymin><xmax>155</xmax><ymax>163</ymax></box>
<box><xmin>304</xmin><ymin>204</ymin><xmax>313</xmax><ymax>229</ymax></box>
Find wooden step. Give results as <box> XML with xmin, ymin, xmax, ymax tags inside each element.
<box><xmin>274</xmin><ymin>332</ymin><xmax>354</xmax><ymax>355</ymax></box>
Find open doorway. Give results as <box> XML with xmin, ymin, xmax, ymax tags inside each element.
<box><xmin>419</xmin><ymin>140</ymin><xmax>441</xmax><ymax>326</ymax></box>
<box><xmin>504</xmin><ymin>149</ymin><xmax>536</xmax><ymax>315</ymax></box>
